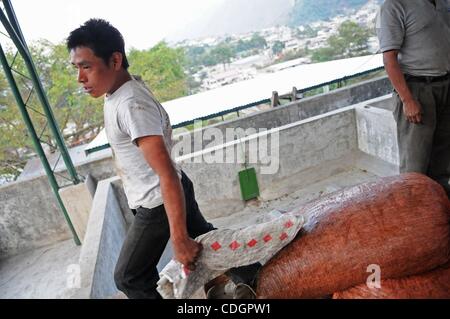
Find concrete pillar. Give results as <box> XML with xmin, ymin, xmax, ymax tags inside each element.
<box><xmin>292</xmin><ymin>87</ymin><xmax>298</xmax><ymax>101</ymax></box>
<box><xmin>271</xmin><ymin>91</ymin><xmax>280</xmax><ymax>107</ymax></box>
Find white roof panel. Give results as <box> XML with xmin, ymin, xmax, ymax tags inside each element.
<box><xmin>163</xmin><ymin>54</ymin><xmax>383</xmax><ymax>126</ymax></box>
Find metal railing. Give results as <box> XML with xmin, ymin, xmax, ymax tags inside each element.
<box><xmin>172</xmin><ymin>66</ymin><xmax>385</xmax><ymax>129</ymax></box>
<box><xmin>0</xmin><ymin>0</ymin><xmax>81</xmax><ymax>245</ymax></box>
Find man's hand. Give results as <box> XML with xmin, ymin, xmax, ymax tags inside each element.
<box><xmin>383</xmin><ymin>50</ymin><xmax>423</xmax><ymax>125</ymax></box>
<box><xmin>136</xmin><ymin>135</ymin><xmax>200</xmax><ymax>270</ymax></box>
<box><xmin>403</xmin><ymin>98</ymin><xmax>422</xmax><ymax>124</ymax></box>
<box><xmin>173</xmin><ymin>237</ymin><xmax>203</xmax><ymax>271</ymax></box>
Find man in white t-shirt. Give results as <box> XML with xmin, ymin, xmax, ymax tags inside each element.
<box><xmin>67</xmin><ymin>19</ymin><xmax>260</xmax><ymax>299</ymax></box>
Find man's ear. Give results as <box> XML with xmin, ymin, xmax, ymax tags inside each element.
<box><xmin>110</xmin><ymin>52</ymin><xmax>123</xmax><ymax>71</ymax></box>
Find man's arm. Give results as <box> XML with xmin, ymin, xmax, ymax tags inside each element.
<box><xmin>383</xmin><ymin>50</ymin><xmax>422</xmax><ymax>124</ymax></box>
<box><xmin>136</xmin><ymin>135</ymin><xmax>202</xmax><ymax>270</ymax></box>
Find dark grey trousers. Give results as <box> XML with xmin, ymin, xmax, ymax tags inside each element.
<box><xmin>114</xmin><ymin>171</ymin><xmax>261</xmax><ymax>299</ymax></box>
<box><xmin>393</xmin><ymin>78</ymin><xmax>450</xmax><ymax>196</ymax></box>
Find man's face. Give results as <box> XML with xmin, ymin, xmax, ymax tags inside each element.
<box><xmin>70</xmin><ymin>46</ymin><xmax>115</xmax><ymax>98</ymax></box>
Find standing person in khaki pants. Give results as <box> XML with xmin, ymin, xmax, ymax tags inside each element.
<box><xmin>376</xmin><ymin>0</ymin><xmax>450</xmax><ymax>197</ymax></box>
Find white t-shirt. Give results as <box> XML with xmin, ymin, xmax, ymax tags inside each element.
<box><xmin>104</xmin><ymin>77</ymin><xmax>181</xmax><ymax>209</ymax></box>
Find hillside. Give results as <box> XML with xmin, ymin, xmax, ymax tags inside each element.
<box><xmin>289</xmin><ymin>0</ymin><xmax>380</xmax><ymax>26</ymax></box>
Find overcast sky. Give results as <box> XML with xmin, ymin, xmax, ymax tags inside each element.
<box><xmin>9</xmin><ymin>0</ymin><xmax>223</xmax><ymax>50</ymax></box>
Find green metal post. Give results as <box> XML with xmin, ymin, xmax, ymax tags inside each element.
<box><xmin>2</xmin><ymin>0</ymin><xmax>27</xmax><ymax>49</ymax></box>
<box><xmin>0</xmin><ymin>9</ymin><xmax>80</xmax><ymax>184</ymax></box>
<box><xmin>0</xmin><ymin>44</ymin><xmax>81</xmax><ymax>246</ymax></box>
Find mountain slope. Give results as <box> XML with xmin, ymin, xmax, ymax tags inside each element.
<box><xmin>289</xmin><ymin>0</ymin><xmax>378</xmax><ymax>26</ymax></box>
<box><xmin>171</xmin><ymin>0</ymin><xmax>382</xmax><ymax>41</ymax></box>
<box><xmin>171</xmin><ymin>0</ymin><xmax>294</xmax><ymax>41</ymax></box>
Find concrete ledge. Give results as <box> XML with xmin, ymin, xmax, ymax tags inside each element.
<box><xmin>179</xmin><ymin>106</ymin><xmax>359</xmax><ymax>219</ymax></box>
<box><xmin>110</xmin><ymin>178</ymin><xmax>135</xmax><ymax>228</ymax></box>
<box><xmin>59</xmin><ymin>174</ymin><xmax>95</xmax><ymax>243</ymax></box>
<box><xmin>66</xmin><ymin>176</ymin><xmax>172</xmax><ymax>299</ymax></box>
<box><xmin>70</xmin><ymin>176</ymin><xmax>126</xmax><ymax>299</ymax></box>
<box><xmin>0</xmin><ymin>156</ymin><xmax>116</xmax><ymax>259</ymax></box>
<box><xmin>173</xmin><ymin>76</ymin><xmax>392</xmax><ymax>154</ymax></box>
<box><xmin>355</xmin><ymin>98</ymin><xmax>399</xmax><ymax>167</ymax></box>
<box><xmin>0</xmin><ymin>177</ymin><xmax>72</xmax><ymax>259</ymax></box>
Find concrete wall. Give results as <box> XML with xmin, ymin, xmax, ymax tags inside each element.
<box><xmin>178</xmin><ymin>95</ymin><xmax>398</xmax><ymax>219</ymax></box>
<box><xmin>173</xmin><ymin>76</ymin><xmax>392</xmax><ymax>154</ymax></box>
<box><xmin>67</xmin><ymin>176</ymin><xmax>172</xmax><ymax>299</ymax></box>
<box><xmin>179</xmin><ymin>106</ymin><xmax>360</xmax><ymax>219</ymax></box>
<box><xmin>353</xmin><ymin>96</ymin><xmax>399</xmax><ymax>177</ymax></box>
<box><xmin>0</xmin><ymin>177</ymin><xmax>72</xmax><ymax>259</ymax></box>
<box><xmin>70</xmin><ymin>177</ymin><xmax>127</xmax><ymax>299</ymax></box>
<box><xmin>0</xmin><ymin>154</ymin><xmax>115</xmax><ymax>259</ymax></box>
<box><xmin>356</xmin><ymin>99</ymin><xmax>399</xmax><ymax>167</ymax></box>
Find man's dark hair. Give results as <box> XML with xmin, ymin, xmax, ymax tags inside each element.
<box><xmin>67</xmin><ymin>18</ymin><xmax>129</xmax><ymax>69</ymax></box>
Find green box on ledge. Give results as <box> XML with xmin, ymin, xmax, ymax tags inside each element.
<box><xmin>238</xmin><ymin>167</ymin><xmax>260</xmax><ymax>201</ymax></box>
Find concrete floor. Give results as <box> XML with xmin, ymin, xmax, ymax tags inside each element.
<box><xmin>0</xmin><ymin>167</ymin><xmax>378</xmax><ymax>299</ymax></box>
<box><xmin>0</xmin><ymin>239</ymin><xmax>81</xmax><ymax>299</ymax></box>
<box><xmin>211</xmin><ymin>167</ymin><xmax>379</xmax><ymax>229</ymax></box>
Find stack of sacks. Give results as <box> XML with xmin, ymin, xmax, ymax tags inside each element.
<box><xmin>256</xmin><ymin>173</ymin><xmax>450</xmax><ymax>299</ymax></box>
<box><xmin>333</xmin><ymin>262</ymin><xmax>450</xmax><ymax>299</ymax></box>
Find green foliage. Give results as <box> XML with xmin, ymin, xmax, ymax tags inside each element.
<box><xmin>128</xmin><ymin>42</ymin><xmax>187</xmax><ymax>102</ymax></box>
<box><xmin>46</xmin><ymin>41</ymin><xmax>104</xmax><ymax>135</ymax></box>
<box><xmin>311</xmin><ymin>47</ymin><xmax>336</xmax><ymax>62</ymax></box>
<box><xmin>235</xmin><ymin>35</ymin><xmax>267</xmax><ymax>54</ymax></box>
<box><xmin>0</xmin><ymin>72</ymin><xmax>30</xmax><ymax>177</ymax></box>
<box><xmin>295</xmin><ymin>25</ymin><xmax>318</xmax><ymax>38</ymax></box>
<box><xmin>289</xmin><ymin>0</ymin><xmax>370</xmax><ymax>26</ymax></box>
<box><xmin>272</xmin><ymin>41</ymin><xmax>286</xmax><ymax>55</ymax></box>
<box><xmin>245</xmin><ymin>33</ymin><xmax>268</xmax><ymax>51</ymax></box>
<box><xmin>0</xmin><ymin>40</ymin><xmax>188</xmax><ymax>180</ymax></box>
<box><xmin>184</xmin><ymin>33</ymin><xmax>268</xmax><ymax>70</ymax></box>
<box><xmin>311</xmin><ymin>20</ymin><xmax>371</xmax><ymax>62</ymax></box>
<box><xmin>208</xmin><ymin>43</ymin><xmax>234</xmax><ymax>67</ymax></box>
<box><xmin>275</xmin><ymin>47</ymin><xmax>308</xmax><ymax>63</ymax></box>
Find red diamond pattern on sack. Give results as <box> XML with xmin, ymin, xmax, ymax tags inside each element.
<box><xmin>229</xmin><ymin>241</ymin><xmax>241</xmax><ymax>250</ymax></box>
<box><xmin>211</xmin><ymin>241</ymin><xmax>222</xmax><ymax>251</ymax></box>
<box><xmin>247</xmin><ymin>239</ymin><xmax>258</xmax><ymax>247</ymax></box>
<box><xmin>279</xmin><ymin>232</ymin><xmax>288</xmax><ymax>241</ymax></box>
<box><xmin>263</xmin><ymin>234</ymin><xmax>272</xmax><ymax>243</ymax></box>
<box><xmin>284</xmin><ymin>220</ymin><xmax>294</xmax><ymax>228</ymax></box>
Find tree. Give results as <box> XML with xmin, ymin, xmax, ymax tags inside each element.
<box><xmin>128</xmin><ymin>42</ymin><xmax>187</xmax><ymax>102</ymax></box>
<box><xmin>1</xmin><ymin>40</ymin><xmax>188</xmax><ymax>181</ymax></box>
<box><xmin>333</xmin><ymin>20</ymin><xmax>370</xmax><ymax>57</ymax></box>
<box><xmin>249</xmin><ymin>33</ymin><xmax>267</xmax><ymax>50</ymax></box>
<box><xmin>0</xmin><ymin>40</ymin><xmax>105</xmax><ymax>179</ymax></box>
<box><xmin>184</xmin><ymin>45</ymin><xmax>208</xmax><ymax>70</ymax></box>
<box><xmin>295</xmin><ymin>25</ymin><xmax>318</xmax><ymax>39</ymax></box>
<box><xmin>272</xmin><ymin>41</ymin><xmax>286</xmax><ymax>55</ymax></box>
<box><xmin>209</xmin><ymin>43</ymin><xmax>234</xmax><ymax>69</ymax></box>
<box><xmin>311</xmin><ymin>20</ymin><xmax>370</xmax><ymax>62</ymax></box>
<box><xmin>45</xmin><ymin>41</ymin><xmax>104</xmax><ymax>144</ymax></box>
<box><xmin>289</xmin><ymin>0</ymin><xmax>368</xmax><ymax>26</ymax></box>
<box><xmin>0</xmin><ymin>72</ymin><xmax>30</xmax><ymax>178</ymax></box>
<box><xmin>235</xmin><ymin>39</ymin><xmax>251</xmax><ymax>53</ymax></box>
<box><xmin>311</xmin><ymin>47</ymin><xmax>336</xmax><ymax>62</ymax></box>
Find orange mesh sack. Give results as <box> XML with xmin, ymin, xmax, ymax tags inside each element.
<box><xmin>256</xmin><ymin>173</ymin><xmax>450</xmax><ymax>299</ymax></box>
<box><xmin>333</xmin><ymin>262</ymin><xmax>450</xmax><ymax>299</ymax></box>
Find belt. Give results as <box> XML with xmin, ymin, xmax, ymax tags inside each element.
<box><xmin>404</xmin><ymin>72</ymin><xmax>450</xmax><ymax>83</ymax></box>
